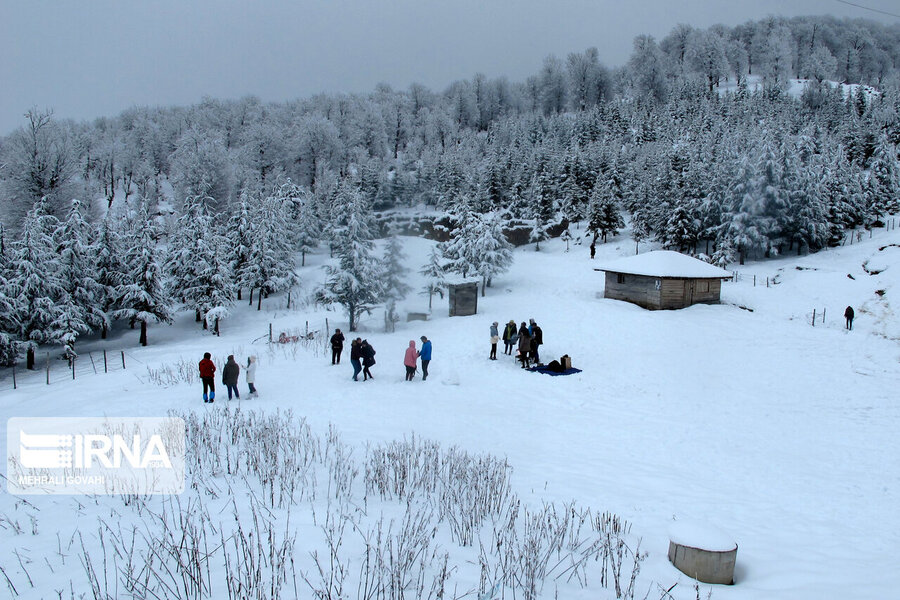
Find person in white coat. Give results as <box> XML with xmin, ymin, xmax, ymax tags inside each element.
<box><xmin>246</xmin><ymin>356</ymin><xmax>258</xmax><ymax>397</ymax></box>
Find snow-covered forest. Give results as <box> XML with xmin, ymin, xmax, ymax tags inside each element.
<box><xmin>0</xmin><ymin>15</ymin><xmax>899</xmax><ymax>364</ymax></box>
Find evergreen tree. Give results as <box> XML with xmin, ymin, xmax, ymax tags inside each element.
<box><xmin>473</xmin><ymin>213</ymin><xmax>514</xmax><ymax>296</ymax></box>
<box><xmin>663</xmin><ymin>200</ymin><xmax>701</xmax><ymax>253</ymax></box>
<box><xmin>7</xmin><ymin>200</ymin><xmax>64</xmax><ymax>368</ymax></box>
<box><xmin>51</xmin><ymin>199</ymin><xmax>108</xmax><ymax>357</ymax></box>
<box><xmin>316</xmin><ymin>184</ymin><xmax>382</xmax><ymax>331</ymax></box>
<box><xmin>243</xmin><ymin>189</ymin><xmax>300</xmax><ymax>310</ymax></box>
<box><xmin>113</xmin><ymin>203</ymin><xmax>173</xmax><ymax>346</ymax></box>
<box><xmin>587</xmin><ymin>176</ymin><xmax>626</xmax><ymax>243</ymax></box>
<box><xmin>227</xmin><ymin>190</ymin><xmax>255</xmax><ymax>298</ymax></box>
<box><xmin>865</xmin><ymin>136</ymin><xmax>900</xmax><ymax>221</ymax></box>
<box><xmin>94</xmin><ymin>215</ymin><xmax>128</xmax><ymax>332</ymax></box>
<box><xmin>379</xmin><ymin>235</ymin><xmax>412</xmax><ymax>302</ymax></box>
<box><xmin>419</xmin><ymin>245</ymin><xmax>447</xmax><ymax>311</ymax></box>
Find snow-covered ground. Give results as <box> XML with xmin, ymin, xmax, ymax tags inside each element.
<box><xmin>2</xmin><ymin>225</ymin><xmax>899</xmax><ymax>599</ymax></box>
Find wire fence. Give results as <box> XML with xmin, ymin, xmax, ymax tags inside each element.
<box><xmin>0</xmin><ymin>349</ymin><xmax>134</xmax><ymax>393</ymax></box>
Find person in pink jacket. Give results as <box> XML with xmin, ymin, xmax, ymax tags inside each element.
<box><xmin>404</xmin><ymin>340</ymin><xmax>418</xmax><ymax>381</ymax></box>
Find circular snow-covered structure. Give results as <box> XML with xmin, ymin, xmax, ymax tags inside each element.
<box><xmin>667</xmin><ymin>521</ymin><xmax>737</xmax><ymax>585</ymax></box>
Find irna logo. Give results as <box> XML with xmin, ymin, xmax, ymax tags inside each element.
<box><xmin>19</xmin><ymin>431</ymin><xmax>173</xmax><ymax>470</ymax></box>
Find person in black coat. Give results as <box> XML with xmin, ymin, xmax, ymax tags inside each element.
<box><xmin>360</xmin><ymin>339</ymin><xmax>376</xmax><ymax>381</ymax></box>
<box><xmin>844</xmin><ymin>306</ymin><xmax>855</xmax><ymax>330</ymax></box>
<box><xmin>502</xmin><ymin>320</ymin><xmax>517</xmax><ymax>355</ymax></box>
<box><xmin>350</xmin><ymin>338</ymin><xmax>363</xmax><ymax>381</ymax></box>
<box><xmin>529</xmin><ymin>319</ymin><xmax>543</xmax><ymax>364</ymax></box>
<box><xmin>517</xmin><ymin>322</ymin><xmax>531</xmax><ymax>369</ymax></box>
<box><xmin>330</xmin><ymin>329</ymin><xmax>345</xmax><ymax>364</ymax></box>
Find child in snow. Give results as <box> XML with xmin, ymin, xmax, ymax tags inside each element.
<box><xmin>490</xmin><ymin>322</ymin><xmax>499</xmax><ymax>360</ymax></box>
<box><xmin>404</xmin><ymin>340</ymin><xmax>418</xmax><ymax>381</ymax></box>
<box><xmin>246</xmin><ymin>355</ymin><xmax>258</xmax><ymax>397</ymax></box>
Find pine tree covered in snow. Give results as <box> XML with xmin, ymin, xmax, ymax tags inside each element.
<box><xmin>113</xmin><ymin>202</ymin><xmax>173</xmax><ymax>346</ymax></box>
<box><xmin>7</xmin><ymin>200</ymin><xmax>64</xmax><ymax>368</ymax></box>
<box><xmin>243</xmin><ymin>189</ymin><xmax>300</xmax><ymax>310</ymax></box>
<box><xmin>379</xmin><ymin>235</ymin><xmax>411</xmax><ymax>303</ymax></box>
<box><xmin>865</xmin><ymin>136</ymin><xmax>900</xmax><ymax>221</ymax></box>
<box><xmin>316</xmin><ymin>183</ymin><xmax>382</xmax><ymax>331</ymax></box>
<box><xmin>94</xmin><ymin>215</ymin><xmax>127</xmax><ymax>335</ymax></box>
<box><xmin>0</xmin><ymin>228</ymin><xmax>19</xmax><ymax>365</ymax></box>
<box><xmin>587</xmin><ymin>175</ymin><xmax>625</xmax><ymax>243</ymax></box>
<box><xmin>227</xmin><ymin>191</ymin><xmax>254</xmax><ymax>299</ymax></box>
<box><xmin>419</xmin><ymin>245</ymin><xmax>446</xmax><ymax>311</ymax></box>
<box><xmin>473</xmin><ymin>212</ymin><xmax>514</xmax><ymax>295</ymax></box>
<box><xmin>50</xmin><ymin>199</ymin><xmax>108</xmax><ymax>357</ymax></box>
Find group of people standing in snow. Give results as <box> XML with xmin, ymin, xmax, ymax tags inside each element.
<box><xmin>497</xmin><ymin>319</ymin><xmax>542</xmax><ymax>368</ymax></box>
<box><xmin>197</xmin><ymin>352</ymin><xmax>258</xmax><ymax>403</ymax></box>
<box><xmin>330</xmin><ymin>327</ymin><xmax>432</xmax><ymax>382</ymax></box>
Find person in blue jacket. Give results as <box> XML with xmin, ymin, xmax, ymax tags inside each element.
<box><xmin>417</xmin><ymin>336</ymin><xmax>432</xmax><ymax>381</ymax></box>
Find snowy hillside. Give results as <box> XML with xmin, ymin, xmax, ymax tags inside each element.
<box><xmin>2</xmin><ymin>223</ymin><xmax>899</xmax><ymax>600</ymax></box>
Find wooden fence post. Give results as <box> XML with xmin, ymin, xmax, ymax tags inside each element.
<box><xmin>103</xmin><ymin>349</ymin><xmax>108</xmax><ymax>373</ymax></box>
<box><xmin>753</xmin><ymin>275</ymin><xmax>756</xmax><ymax>287</ymax></box>
<box><xmin>89</xmin><ymin>352</ymin><xmax>97</xmax><ymax>374</ymax></box>
<box><xmin>46</xmin><ymin>353</ymin><xmax>50</xmax><ymax>385</ymax></box>
<box><xmin>72</xmin><ymin>357</ymin><xmax>76</xmax><ymax>380</ymax></box>
<box><xmin>121</xmin><ymin>351</ymin><xmax>126</xmax><ymax>369</ymax></box>
<box><xmin>812</xmin><ymin>309</ymin><xmax>816</xmax><ymax>327</ymax></box>
<box><xmin>11</xmin><ymin>365</ymin><xmax>15</xmax><ymax>390</ymax></box>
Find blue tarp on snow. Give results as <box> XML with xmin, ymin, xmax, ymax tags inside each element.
<box><xmin>527</xmin><ymin>366</ymin><xmax>582</xmax><ymax>376</ymax></box>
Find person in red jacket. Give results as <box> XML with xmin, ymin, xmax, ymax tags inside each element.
<box><xmin>199</xmin><ymin>352</ymin><xmax>216</xmax><ymax>403</ymax></box>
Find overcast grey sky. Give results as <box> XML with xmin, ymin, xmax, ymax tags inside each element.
<box><xmin>2</xmin><ymin>0</ymin><xmax>898</xmax><ymax>135</ymax></box>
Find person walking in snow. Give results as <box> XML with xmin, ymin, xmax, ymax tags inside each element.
<box><xmin>590</xmin><ymin>241</ymin><xmax>596</xmax><ymax>259</ymax></box>
<box><xmin>517</xmin><ymin>322</ymin><xmax>532</xmax><ymax>369</ymax></box>
<box><xmin>330</xmin><ymin>329</ymin><xmax>345</xmax><ymax>365</ymax></box>
<box><xmin>489</xmin><ymin>322</ymin><xmax>499</xmax><ymax>360</ymax></box>
<box><xmin>199</xmin><ymin>352</ymin><xmax>216</xmax><ymax>403</ymax></box>
<box><xmin>418</xmin><ymin>336</ymin><xmax>432</xmax><ymax>381</ymax></box>
<box><xmin>246</xmin><ymin>355</ymin><xmax>258</xmax><ymax>397</ymax></box>
<box><xmin>502</xmin><ymin>320</ymin><xmax>517</xmax><ymax>355</ymax></box>
<box><xmin>529</xmin><ymin>319</ymin><xmax>543</xmax><ymax>364</ymax></box>
<box><xmin>223</xmin><ymin>355</ymin><xmax>241</xmax><ymax>400</ymax></box>
<box><xmin>404</xmin><ymin>340</ymin><xmax>418</xmax><ymax>381</ymax></box>
<box><xmin>360</xmin><ymin>339</ymin><xmax>376</xmax><ymax>381</ymax></box>
<box><xmin>350</xmin><ymin>338</ymin><xmax>363</xmax><ymax>381</ymax></box>
<box><xmin>844</xmin><ymin>305</ymin><xmax>855</xmax><ymax>330</ymax></box>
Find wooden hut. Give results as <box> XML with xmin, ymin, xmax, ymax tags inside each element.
<box><xmin>448</xmin><ymin>281</ymin><xmax>478</xmax><ymax>316</ymax></box>
<box><xmin>596</xmin><ymin>251</ymin><xmax>732</xmax><ymax>310</ymax></box>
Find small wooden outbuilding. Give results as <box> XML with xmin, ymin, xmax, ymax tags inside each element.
<box><xmin>448</xmin><ymin>281</ymin><xmax>478</xmax><ymax>316</ymax></box>
<box><xmin>596</xmin><ymin>251</ymin><xmax>732</xmax><ymax>310</ymax></box>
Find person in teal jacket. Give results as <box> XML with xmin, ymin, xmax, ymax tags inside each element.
<box><xmin>417</xmin><ymin>336</ymin><xmax>432</xmax><ymax>381</ymax></box>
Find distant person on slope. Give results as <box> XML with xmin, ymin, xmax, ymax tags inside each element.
<box><xmin>502</xmin><ymin>320</ymin><xmax>517</xmax><ymax>355</ymax></box>
<box><xmin>223</xmin><ymin>355</ymin><xmax>241</xmax><ymax>400</ymax></box>
<box><xmin>330</xmin><ymin>329</ymin><xmax>345</xmax><ymax>365</ymax></box>
<box><xmin>489</xmin><ymin>321</ymin><xmax>499</xmax><ymax>360</ymax></box>
<box><xmin>517</xmin><ymin>322</ymin><xmax>532</xmax><ymax>369</ymax></box>
<box><xmin>246</xmin><ymin>355</ymin><xmax>258</xmax><ymax>397</ymax></box>
<box><xmin>418</xmin><ymin>336</ymin><xmax>432</xmax><ymax>380</ymax></box>
<box><xmin>590</xmin><ymin>241</ymin><xmax>596</xmax><ymax>259</ymax></box>
<box><xmin>350</xmin><ymin>338</ymin><xmax>363</xmax><ymax>381</ymax></box>
<box><xmin>404</xmin><ymin>340</ymin><xmax>418</xmax><ymax>381</ymax></box>
<box><xmin>199</xmin><ymin>352</ymin><xmax>216</xmax><ymax>403</ymax></box>
<box><xmin>844</xmin><ymin>305</ymin><xmax>855</xmax><ymax>330</ymax></box>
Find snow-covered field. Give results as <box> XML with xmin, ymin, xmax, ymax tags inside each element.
<box><xmin>2</xmin><ymin>225</ymin><xmax>899</xmax><ymax>599</ymax></box>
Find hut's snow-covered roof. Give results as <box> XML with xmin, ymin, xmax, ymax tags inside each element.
<box><xmin>596</xmin><ymin>251</ymin><xmax>732</xmax><ymax>279</ymax></box>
